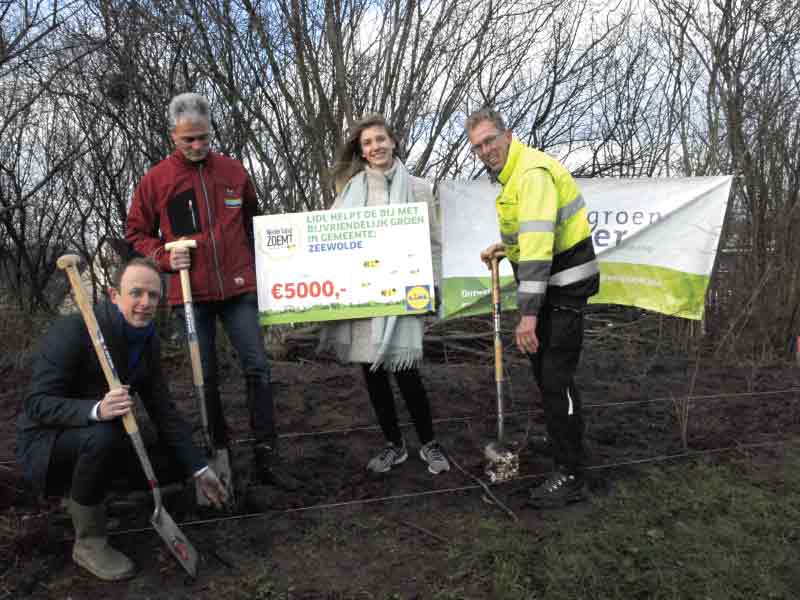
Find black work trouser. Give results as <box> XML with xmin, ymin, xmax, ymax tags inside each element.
<box><xmin>528</xmin><ymin>304</ymin><xmax>586</xmax><ymax>474</ymax></box>
<box><xmin>361</xmin><ymin>365</ymin><xmax>435</xmax><ymax>447</ymax></box>
<box><xmin>46</xmin><ymin>421</ymin><xmax>186</xmax><ymax>505</ymax></box>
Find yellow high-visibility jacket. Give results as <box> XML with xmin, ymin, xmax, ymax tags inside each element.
<box><xmin>495</xmin><ymin>139</ymin><xmax>599</xmax><ymax>315</ymax></box>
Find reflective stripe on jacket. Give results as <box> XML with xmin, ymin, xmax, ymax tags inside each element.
<box><xmin>495</xmin><ymin>139</ymin><xmax>599</xmax><ymax>315</ymax></box>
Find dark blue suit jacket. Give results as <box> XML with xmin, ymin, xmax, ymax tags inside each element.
<box><xmin>16</xmin><ymin>300</ymin><xmax>204</xmax><ymax>494</ymax></box>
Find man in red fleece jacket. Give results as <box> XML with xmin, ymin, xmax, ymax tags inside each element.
<box><xmin>126</xmin><ymin>92</ymin><xmax>294</xmax><ymax>490</ymax></box>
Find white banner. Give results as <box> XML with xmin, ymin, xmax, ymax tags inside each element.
<box><xmin>254</xmin><ymin>202</ymin><xmax>435</xmax><ymax>324</ymax></box>
<box><xmin>439</xmin><ymin>176</ymin><xmax>733</xmax><ymax>320</ymax></box>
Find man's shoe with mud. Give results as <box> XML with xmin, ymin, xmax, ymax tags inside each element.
<box><xmin>527</xmin><ymin>471</ymin><xmax>586</xmax><ymax>509</ymax></box>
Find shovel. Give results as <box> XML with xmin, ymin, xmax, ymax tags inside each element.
<box><xmin>57</xmin><ymin>254</ymin><xmax>199</xmax><ymax>577</ymax></box>
<box><xmin>165</xmin><ymin>240</ymin><xmax>235</xmax><ymax>507</ymax></box>
<box><xmin>484</xmin><ymin>253</ymin><xmax>519</xmax><ymax>483</ymax></box>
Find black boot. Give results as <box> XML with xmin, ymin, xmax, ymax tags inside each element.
<box><xmin>527</xmin><ymin>470</ymin><xmax>586</xmax><ymax>509</ymax></box>
<box><xmin>528</xmin><ymin>432</ymin><xmax>551</xmax><ymax>455</ymax></box>
<box><xmin>246</xmin><ymin>376</ymin><xmax>299</xmax><ymax>490</ymax></box>
<box><xmin>245</xmin><ymin>375</ymin><xmax>275</xmax><ymax>443</ymax></box>
<box><xmin>252</xmin><ymin>439</ymin><xmax>300</xmax><ymax>491</ymax></box>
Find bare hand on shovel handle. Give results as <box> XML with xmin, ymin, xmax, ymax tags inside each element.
<box><xmin>480</xmin><ymin>243</ymin><xmax>505</xmax><ymax>269</ymax></box>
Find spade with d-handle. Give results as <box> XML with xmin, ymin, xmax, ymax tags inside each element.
<box><xmin>483</xmin><ymin>252</ymin><xmax>519</xmax><ymax>482</ymax></box>
<box><xmin>165</xmin><ymin>239</ymin><xmax>236</xmax><ymax>507</ymax></box>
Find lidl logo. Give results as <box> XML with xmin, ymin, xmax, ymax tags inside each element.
<box><xmin>405</xmin><ymin>285</ymin><xmax>432</xmax><ymax>311</ymax></box>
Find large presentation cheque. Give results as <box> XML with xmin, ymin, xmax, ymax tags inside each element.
<box><xmin>254</xmin><ymin>202</ymin><xmax>435</xmax><ymax>325</ymax></box>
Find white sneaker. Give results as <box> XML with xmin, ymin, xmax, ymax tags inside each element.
<box><xmin>419</xmin><ymin>441</ymin><xmax>450</xmax><ymax>475</ymax></box>
<box><xmin>367</xmin><ymin>442</ymin><xmax>408</xmax><ymax>473</ymax></box>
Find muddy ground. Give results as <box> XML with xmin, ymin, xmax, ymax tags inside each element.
<box><xmin>1</xmin><ymin>312</ymin><xmax>799</xmax><ymax>599</ymax></box>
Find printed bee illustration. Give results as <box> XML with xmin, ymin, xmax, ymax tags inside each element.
<box><xmin>380</xmin><ymin>288</ymin><xmax>398</xmax><ymax>297</ymax></box>
<box><xmin>363</xmin><ymin>259</ymin><xmax>380</xmax><ymax>268</ymax></box>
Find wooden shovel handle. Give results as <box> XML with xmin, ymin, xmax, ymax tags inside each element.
<box><xmin>164</xmin><ymin>240</ymin><xmax>204</xmax><ymax>387</ymax></box>
<box><xmin>490</xmin><ymin>256</ymin><xmax>504</xmax><ymax>383</ymax></box>
<box><xmin>56</xmin><ymin>254</ymin><xmax>138</xmax><ymax>434</ymax></box>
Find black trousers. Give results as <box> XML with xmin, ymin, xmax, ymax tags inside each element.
<box><xmin>46</xmin><ymin>420</ymin><xmax>186</xmax><ymax>505</ymax></box>
<box><xmin>175</xmin><ymin>292</ymin><xmax>275</xmax><ymax>443</ymax></box>
<box><xmin>361</xmin><ymin>365</ymin><xmax>435</xmax><ymax>447</ymax></box>
<box><xmin>528</xmin><ymin>304</ymin><xmax>586</xmax><ymax>474</ymax></box>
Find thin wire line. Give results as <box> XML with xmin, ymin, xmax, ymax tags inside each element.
<box><xmin>234</xmin><ymin>387</ymin><xmax>800</xmax><ymax>444</ymax></box>
<box><xmin>3</xmin><ymin>387</ymin><xmax>798</xmax><ymax>463</ymax></box>
<box><xmin>104</xmin><ymin>436</ymin><xmax>798</xmax><ymax>537</ymax></box>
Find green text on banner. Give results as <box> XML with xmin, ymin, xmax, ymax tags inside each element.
<box><xmin>439</xmin><ymin>176</ymin><xmax>733</xmax><ymax>321</ymax></box>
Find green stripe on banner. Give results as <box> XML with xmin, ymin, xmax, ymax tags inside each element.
<box><xmin>260</xmin><ymin>302</ymin><xmax>427</xmax><ymax>325</ymax></box>
<box><xmin>441</xmin><ymin>276</ymin><xmax>517</xmax><ymax>319</ymax></box>
<box><xmin>590</xmin><ymin>262</ymin><xmax>710</xmax><ymax>320</ymax></box>
<box><xmin>442</xmin><ymin>264</ymin><xmax>709</xmax><ymax>320</ymax></box>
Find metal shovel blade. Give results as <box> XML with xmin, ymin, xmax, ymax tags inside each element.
<box><xmin>151</xmin><ymin>505</ymin><xmax>199</xmax><ymax>577</ymax></box>
<box><xmin>484</xmin><ymin>440</ymin><xmax>520</xmax><ymax>483</ymax></box>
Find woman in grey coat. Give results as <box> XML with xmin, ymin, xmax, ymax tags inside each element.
<box><xmin>320</xmin><ymin>114</ymin><xmax>449</xmax><ymax>475</ymax></box>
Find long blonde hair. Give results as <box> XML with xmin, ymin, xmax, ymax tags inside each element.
<box><xmin>331</xmin><ymin>114</ymin><xmax>400</xmax><ymax>193</ymax></box>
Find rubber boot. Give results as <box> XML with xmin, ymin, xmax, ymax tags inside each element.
<box><xmin>246</xmin><ymin>376</ymin><xmax>299</xmax><ymax>490</ymax></box>
<box><xmin>68</xmin><ymin>499</ymin><xmax>135</xmax><ymax>581</ymax></box>
<box><xmin>252</xmin><ymin>439</ymin><xmax>301</xmax><ymax>491</ymax></box>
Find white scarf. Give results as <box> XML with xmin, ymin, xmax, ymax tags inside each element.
<box><xmin>318</xmin><ymin>160</ymin><xmax>424</xmax><ymax>371</ymax></box>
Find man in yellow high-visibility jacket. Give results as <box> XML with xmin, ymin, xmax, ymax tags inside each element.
<box><xmin>466</xmin><ymin>108</ymin><xmax>599</xmax><ymax>508</ymax></box>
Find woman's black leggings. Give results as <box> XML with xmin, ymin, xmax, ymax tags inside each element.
<box><xmin>361</xmin><ymin>365</ymin><xmax>434</xmax><ymax>447</ymax></box>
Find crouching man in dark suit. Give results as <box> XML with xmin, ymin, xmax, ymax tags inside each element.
<box><xmin>16</xmin><ymin>257</ymin><xmax>227</xmax><ymax>581</ymax></box>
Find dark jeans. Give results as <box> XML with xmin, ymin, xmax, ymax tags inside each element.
<box><xmin>46</xmin><ymin>421</ymin><xmax>185</xmax><ymax>505</ymax></box>
<box><xmin>528</xmin><ymin>304</ymin><xmax>586</xmax><ymax>474</ymax></box>
<box><xmin>362</xmin><ymin>365</ymin><xmax>434</xmax><ymax>447</ymax></box>
<box><xmin>176</xmin><ymin>292</ymin><xmax>274</xmax><ymax>439</ymax></box>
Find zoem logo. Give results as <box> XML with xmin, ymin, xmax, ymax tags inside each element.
<box><xmin>258</xmin><ymin>222</ymin><xmax>302</xmax><ymax>260</ymax></box>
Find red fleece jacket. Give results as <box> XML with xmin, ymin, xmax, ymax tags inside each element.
<box><xmin>126</xmin><ymin>150</ymin><xmax>260</xmax><ymax>306</ymax></box>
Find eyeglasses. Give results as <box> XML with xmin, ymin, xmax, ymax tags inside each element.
<box><xmin>470</xmin><ymin>131</ymin><xmax>504</xmax><ymax>154</ymax></box>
